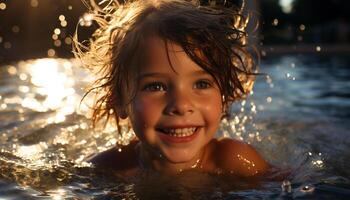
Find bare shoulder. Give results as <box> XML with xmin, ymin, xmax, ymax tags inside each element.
<box><xmin>88</xmin><ymin>141</ymin><xmax>139</xmax><ymax>171</ymax></box>
<box><xmin>212</xmin><ymin>138</ymin><xmax>270</xmax><ymax>177</ymax></box>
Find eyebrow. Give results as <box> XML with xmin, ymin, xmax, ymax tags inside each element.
<box><xmin>138</xmin><ymin>70</ymin><xmax>210</xmax><ymax>80</ymax></box>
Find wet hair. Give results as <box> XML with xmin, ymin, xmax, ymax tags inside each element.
<box><xmin>74</xmin><ymin>0</ymin><xmax>257</xmax><ymax>133</ymax></box>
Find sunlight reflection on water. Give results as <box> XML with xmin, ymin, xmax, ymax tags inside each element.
<box><xmin>16</xmin><ymin>59</ymin><xmax>90</xmax><ymax>123</ymax></box>
<box><xmin>0</xmin><ymin>56</ymin><xmax>349</xmax><ymax>199</ymax></box>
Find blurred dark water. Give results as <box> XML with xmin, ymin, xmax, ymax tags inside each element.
<box><xmin>0</xmin><ymin>54</ymin><xmax>349</xmax><ymax>199</ymax></box>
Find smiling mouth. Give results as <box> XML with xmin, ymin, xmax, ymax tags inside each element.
<box><xmin>157</xmin><ymin>127</ymin><xmax>198</xmax><ymax>138</ymax></box>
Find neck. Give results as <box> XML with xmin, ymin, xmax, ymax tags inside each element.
<box><xmin>137</xmin><ymin>143</ymin><xmax>205</xmax><ymax>174</ymax></box>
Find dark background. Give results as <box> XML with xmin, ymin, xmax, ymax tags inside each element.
<box><xmin>0</xmin><ymin>0</ymin><xmax>349</xmax><ymax>64</ymax></box>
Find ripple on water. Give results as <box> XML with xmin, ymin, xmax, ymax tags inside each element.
<box><xmin>0</xmin><ymin>56</ymin><xmax>350</xmax><ymax>199</ymax></box>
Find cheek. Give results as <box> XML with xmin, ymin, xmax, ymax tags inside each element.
<box><xmin>200</xmin><ymin>93</ymin><xmax>222</xmax><ymax>122</ymax></box>
<box><xmin>130</xmin><ymin>96</ymin><xmax>163</xmax><ymax>128</ymax></box>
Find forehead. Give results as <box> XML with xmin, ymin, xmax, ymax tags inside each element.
<box><xmin>141</xmin><ymin>37</ymin><xmax>205</xmax><ymax>74</ymax></box>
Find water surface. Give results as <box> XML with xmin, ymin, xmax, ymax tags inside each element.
<box><xmin>0</xmin><ymin>55</ymin><xmax>350</xmax><ymax>199</ymax></box>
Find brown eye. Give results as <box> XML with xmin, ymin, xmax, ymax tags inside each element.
<box><xmin>142</xmin><ymin>82</ymin><xmax>167</xmax><ymax>92</ymax></box>
<box><xmin>194</xmin><ymin>80</ymin><xmax>212</xmax><ymax>89</ymax></box>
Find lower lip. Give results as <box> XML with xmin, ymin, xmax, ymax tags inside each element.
<box><xmin>158</xmin><ymin>128</ymin><xmax>200</xmax><ymax>144</ymax></box>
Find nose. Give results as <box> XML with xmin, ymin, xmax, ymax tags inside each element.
<box><xmin>165</xmin><ymin>88</ymin><xmax>194</xmax><ymax>116</ymax></box>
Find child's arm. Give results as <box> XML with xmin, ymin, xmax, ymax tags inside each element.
<box><xmin>214</xmin><ymin>138</ymin><xmax>270</xmax><ymax>177</ymax></box>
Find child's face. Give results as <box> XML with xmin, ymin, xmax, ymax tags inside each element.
<box><xmin>127</xmin><ymin>37</ymin><xmax>222</xmax><ymax>166</ymax></box>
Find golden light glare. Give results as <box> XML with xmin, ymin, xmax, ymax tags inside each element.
<box><xmin>0</xmin><ymin>3</ymin><xmax>6</xmax><ymax>10</ymax></box>
<box><xmin>17</xmin><ymin>59</ymin><xmax>82</xmax><ymax>124</ymax></box>
<box><xmin>79</xmin><ymin>13</ymin><xmax>94</xmax><ymax>26</ymax></box>
<box><xmin>272</xmin><ymin>18</ymin><xmax>279</xmax><ymax>26</ymax></box>
<box><xmin>15</xmin><ymin>142</ymin><xmax>48</xmax><ymax>161</ymax></box>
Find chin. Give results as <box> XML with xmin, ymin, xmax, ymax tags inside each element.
<box><xmin>161</xmin><ymin>147</ymin><xmax>200</xmax><ymax>164</ymax></box>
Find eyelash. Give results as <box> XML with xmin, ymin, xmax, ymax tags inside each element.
<box><xmin>142</xmin><ymin>82</ymin><xmax>167</xmax><ymax>91</ymax></box>
<box><xmin>194</xmin><ymin>80</ymin><xmax>212</xmax><ymax>89</ymax></box>
<box><xmin>142</xmin><ymin>79</ymin><xmax>213</xmax><ymax>92</ymax></box>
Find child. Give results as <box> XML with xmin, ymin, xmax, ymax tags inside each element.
<box><xmin>75</xmin><ymin>0</ymin><xmax>269</xmax><ymax>176</ymax></box>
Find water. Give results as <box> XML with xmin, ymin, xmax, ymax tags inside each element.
<box><xmin>0</xmin><ymin>55</ymin><xmax>350</xmax><ymax>199</ymax></box>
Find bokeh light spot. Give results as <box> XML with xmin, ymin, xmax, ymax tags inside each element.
<box><xmin>316</xmin><ymin>46</ymin><xmax>321</xmax><ymax>52</ymax></box>
<box><xmin>47</xmin><ymin>49</ymin><xmax>56</xmax><ymax>57</ymax></box>
<box><xmin>54</xmin><ymin>28</ymin><xmax>61</xmax><ymax>35</ymax></box>
<box><xmin>4</xmin><ymin>42</ymin><xmax>11</xmax><ymax>49</ymax></box>
<box><xmin>59</xmin><ymin>15</ymin><xmax>65</xmax><ymax>21</ymax></box>
<box><xmin>54</xmin><ymin>40</ymin><xmax>62</xmax><ymax>47</ymax></box>
<box><xmin>64</xmin><ymin>37</ymin><xmax>72</xmax><ymax>45</ymax></box>
<box><xmin>12</xmin><ymin>25</ymin><xmax>20</xmax><ymax>33</ymax></box>
<box><xmin>0</xmin><ymin>3</ymin><xmax>6</xmax><ymax>10</ymax></box>
<box><xmin>30</xmin><ymin>0</ymin><xmax>39</xmax><ymax>7</ymax></box>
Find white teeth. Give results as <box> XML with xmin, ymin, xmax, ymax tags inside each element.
<box><xmin>161</xmin><ymin>127</ymin><xmax>197</xmax><ymax>137</ymax></box>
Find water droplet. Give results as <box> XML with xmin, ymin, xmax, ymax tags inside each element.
<box><xmin>19</xmin><ymin>73</ymin><xmax>28</xmax><ymax>80</ymax></box>
<box><xmin>1</xmin><ymin>103</ymin><xmax>7</xmax><ymax>109</ymax></box>
<box><xmin>266</xmin><ymin>97</ymin><xmax>272</xmax><ymax>103</ymax></box>
<box><xmin>19</xmin><ymin>86</ymin><xmax>30</xmax><ymax>93</ymax></box>
<box><xmin>281</xmin><ymin>180</ymin><xmax>292</xmax><ymax>193</ymax></box>
<box><xmin>316</xmin><ymin>46</ymin><xmax>321</xmax><ymax>52</ymax></box>
<box><xmin>79</xmin><ymin>13</ymin><xmax>94</xmax><ymax>27</ymax></box>
<box><xmin>272</xmin><ymin>18</ymin><xmax>279</xmax><ymax>26</ymax></box>
<box><xmin>301</xmin><ymin>185</ymin><xmax>315</xmax><ymax>193</ymax></box>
